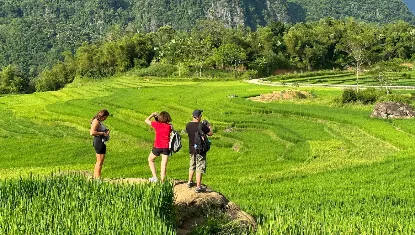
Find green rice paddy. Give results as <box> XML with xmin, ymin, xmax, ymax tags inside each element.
<box><xmin>1</xmin><ymin>75</ymin><xmax>415</xmax><ymax>234</ymax></box>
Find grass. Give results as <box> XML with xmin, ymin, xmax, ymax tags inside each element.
<box><xmin>0</xmin><ymin>174</ymin><xmax>175</xmax><ymax>234</ymax></box>
<box><xmin>1</xmin><ymin>75</ymin><xmax>415</xmax><ymax>233</ymax></box>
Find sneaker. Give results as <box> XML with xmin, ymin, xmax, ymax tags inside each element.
<box><xmin>195</xmin><ymin>187</ymin><xmax>206</xmax><ymax>193</ymax></box>
<box><xmin>187</xmin><ymin>181</ymin><xmax>195</xmax><ymax>188</ymax></box>
<box><xmin>148</xmin><ymin>177</ymin><xmax>158</xmax><ymax>183</ymax></box>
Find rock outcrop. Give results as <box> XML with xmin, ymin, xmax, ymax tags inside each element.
<box><xmin>371</xmin><ymin>102</ymin><xmax>415</xmax><ymax>119</ymax></box>
<box><xmin>107</xmin><ymin>177</ymin><xmax>256</xmax><ymax>235</ymax></box>
<box><xmin>173</xmin><ymin>181</ymin><xmax>256</xmax><ymax>234</ymax></box>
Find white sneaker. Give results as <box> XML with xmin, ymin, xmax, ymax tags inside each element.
<box><xmin>148</xmin><ymin>177</ymin><xmax>158</xmax><ymax>183</ymax></box>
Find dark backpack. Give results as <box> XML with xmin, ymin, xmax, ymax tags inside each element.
<box><xmin>194</xmin><ymin>123</ymin><xmax>210</xmax><ymax>154</ymax></box>
<box><xmin>169</xmin><ymin>125</ymin><xmax>182</xmax><ymax>154</ymax></box>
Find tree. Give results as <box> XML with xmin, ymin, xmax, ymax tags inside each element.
<box><xmin>0</xmin><ymin>65</ymin><xmax>26</xmax><ymax>94</ymax></box>
<box><xmin>338</xmin><ymin>19</ymin><xmax>377</xmax><ymax>90</ymax></box>
<box><xmin>212</xmin><ymin>43</ymin><xmax>247</xmax><ymax>75</ymax></box>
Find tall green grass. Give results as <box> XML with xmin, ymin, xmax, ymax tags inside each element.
<box><xmin>0</xmin><ymin>174</ymin><xmax>175</xmax><ymax>234</ymax></box>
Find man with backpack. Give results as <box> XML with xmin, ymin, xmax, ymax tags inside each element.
<box><xmin>186</xmin><ymin>109</ymin><xmax>213</xmax><ymax>193</ymax></box>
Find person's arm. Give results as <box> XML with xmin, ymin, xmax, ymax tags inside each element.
<box><xmin>90</xmin><ymin>119</ymin><xmax>108</xmax><ymax>136</ymax></box>
<box><xmin>145</xmin><ymin>112</ymin><xmax>158</xmax><ymax>126</ymax></box>
<box><xmin>202</xmin><ymin>120</ymin><xmax>213</xmax><ymax>136</ymax></box>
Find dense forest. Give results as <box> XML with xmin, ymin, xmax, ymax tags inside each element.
<box><xmin>287</xmin><ymin>0</ymin><xmax>414</xmax><ymax>24</ymax></box>
<box><xmin>2</xmin><ymin>18</ymin><xmax>415</xmax><ymax>94</ymax></box>
<box><xmin>0</xmin><ymin>0</ymin><xmax>414</xmax><ymax>94</ymax></box>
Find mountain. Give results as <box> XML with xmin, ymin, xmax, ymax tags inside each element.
<box><xmin>403</xmin><ymin>0</ymin><xmax>415</xmax><ymax>14</ymax></box>
<box><xmin>286</xmin><ymin>0</ymin><xmax>415</xmax><ymax>23</ymax></box>
<box><xmin>0</xmin><ymin>0</ymin><xmax>414</xmax><ymax>79</ymax></box>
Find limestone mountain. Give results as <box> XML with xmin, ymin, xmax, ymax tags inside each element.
<box><xmin>287</xmin><ymin>0</ymin><xmax>415</xmax><ymax>23</ymax></box>
<box><xmin>0</xmin><ymin>0</ymin><xmax>414</xmax><ymax>79</ymax></box>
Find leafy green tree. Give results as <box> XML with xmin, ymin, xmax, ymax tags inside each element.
<box><xmin>212</xmin><ymin>43</ymin><xmax>247</xmax><ymax>70</ymax></box>
<box><xmin>284</xmin><ymin>22</ymin><xmax>328</xmax><ymax>70</ymax></box>
<box><xmin>0</xmin><ymin>65</ymin><xmax>26</xmax><ymax>94</ymax></box>
<box><xmin>338</xmin><ymin>19</ymin><xmax>377</xmax><ymax>89</ymax></box>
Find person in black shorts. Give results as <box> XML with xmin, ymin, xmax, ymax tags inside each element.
<box><xmin>145</xmin><ymin>111</ymin><xmax>172</xmax><ymax>182</ymax></box>
<box><xmin>90</xmin><ymin>109</ymin><xmax>110</xmax><ymax>179</ymax></box>
<box><xmin>186</xmin><ymin>109</ymin><xmax>213</xmax><ymax>193</ymax></box>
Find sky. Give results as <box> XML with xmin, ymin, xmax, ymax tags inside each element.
<box><xmin>403</xmin><ymin>0</ymin><xmax>415</xmax><ymax>14</ymax></box>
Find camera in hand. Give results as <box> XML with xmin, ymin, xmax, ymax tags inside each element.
<box><xmin>103</xmin><ymin>129</ymin><xmax>110</xmax><ymax>142</ymax></box>
<box><xmin>154</xmin><ymin>115</ymin><xmax>159</xmax><ymax>121</ymax></box>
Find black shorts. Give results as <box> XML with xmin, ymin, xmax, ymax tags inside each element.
<box><xmin>152</xmin><ymin>148</ymin><xmax>170</xmax><ymax>156</ymax></box>
<box><xmin>93</xmin><ymin>137</ymin><xmax>106</xmax><ymax>154</ymax></box>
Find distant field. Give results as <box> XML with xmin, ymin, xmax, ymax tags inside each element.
<box><xmin>1</xmin><ymin>75</ymin><xmax>415</xmax><ymax>233</ymax></box>
<box><xmin>266</xmin><ymin>70</ymin><xmax>415</xmax><ymax>86</ymax></box>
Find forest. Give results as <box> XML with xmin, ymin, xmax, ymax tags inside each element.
<box><xmin>0</xmin><ymin>0</ymin><xmax>414</xmax><ymax>94</ymax></box>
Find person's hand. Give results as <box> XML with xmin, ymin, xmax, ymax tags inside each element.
<box><xmin>152</xmin><ymin>112</ymin><xmax>158</xmax><ymax>117</ymax></box>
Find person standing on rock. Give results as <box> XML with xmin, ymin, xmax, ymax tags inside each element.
<box><xmin>90</xmin><ymin>109</ymin><xmax>110</xmax><ymax>179</ymax></box>
<box><xmin>186</xmin><ymin>109</ymin><xmax>213</xmax><ymax>193</ymax></box>
<box><xmin>145</xmin><ymin>111</ymin><xmax>172</xmax><ymax>183</ymax></box>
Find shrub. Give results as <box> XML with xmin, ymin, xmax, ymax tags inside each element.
<box><xmin>340</xmin><ymin>88</ymin><xmax>387</xmax><ymax>104</ymax></box>
<box><xmin>356</xmin><ymin>88</ymin><xmax>384</xmax><ymax>104</ymax></box>
<box><xmin>135</xmin><ymin>63</ymin><xmax>177</xmax><ymax>77</ymax></box>
<box><xmin>341</xmin><ymin>88</ymin><xmax>358</xmax><ymax>103</ymax></box>
<box><xmin>378</xmin><ymin>94</ymin><xmax>412</xmax><ymax>104</ymax></box>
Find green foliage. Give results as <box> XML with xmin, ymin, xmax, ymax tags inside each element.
<box><xmin>341</xmin><ymin>88</ymin><xmax>358</xmax><ymax>103</ymax></box>
<box><xmin>0</xmin><ymin>174</ymin><xmax>175</xmax><ymax>234</ymax></box>
<box><xmin>0</xmin><ymin>65</ymin><xmax>29</xmax><ymax>94</ymax></box>
<box><xmin>378</xmin><ymin>94</ymin><xmax>413</xmax><ymax>104</ymax></box>
<box><xmin>287</xmin><ymin>0</ymin><xmax>415</xmax><ymax>24</ymax></box>
<box><xmin>35</xmin><ymin>62</ymin><xmax>76</xmax><ymax>92</ymax></box>
<box><xmin>340</xmin><ymin>88</ymin><xmax>386</xmax><ymax>104</ymax></box>
<box><xmin>135</xmin><ymin>63</ymin><xmax>178</xmax><ymax>77</ymax></box>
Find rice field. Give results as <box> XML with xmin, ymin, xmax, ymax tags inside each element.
<box><xmin>1</xmin><ymin>75</ymin><xmax>415</xmax><ymax>234</ymax></box>
<box><xmin>0</xmin><ymin>174</ymin><xmax>175</xmax><ymax>234</ymax></box>
<box><xmin>266</xmin><ymin>70</ymin><xmax>415</xmax><ymax>86</ymax></box>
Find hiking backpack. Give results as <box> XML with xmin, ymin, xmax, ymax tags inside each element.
<box><xmin>169</xmin><ymin>125</ymin><xmax>182</xmax><ymax>154</ymax></box>
<box><xmin>194</xmin><ymin>123</ymin><xmax>210</xmax><ymax>154</ymax></box>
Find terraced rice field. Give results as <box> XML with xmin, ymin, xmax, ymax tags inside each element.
<box><xmin>1</xmin><ymin>75</ymin><xmax>415</xmax><ymax>233</ymax></box>
<box><xmin>267</xmin><ymin>70</ymin><xmax>415</xmax><ymax>86</ymax></box>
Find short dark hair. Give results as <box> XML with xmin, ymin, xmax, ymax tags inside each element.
<box><xmin>157</xmin><ymin>111</ymin><xmax>171</xmax><ymax>123</ymax></box>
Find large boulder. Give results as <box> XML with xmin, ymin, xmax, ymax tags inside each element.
<box><xmin>371</xmin><ymin>102</ymin><xmax>415</xmax><ymax>119</ymax></box>
<box><xmin>173</xmin><ymin>180</ymin><xmax>257</xmax><ymax>234</ymax></box>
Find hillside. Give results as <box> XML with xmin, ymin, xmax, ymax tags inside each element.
<box><xmin>287</xmin><ymin>0</ymin><xmax>415</xmax><ymax>23</ymax></box>
<box><xmin>0</xmin><ymin>0</ymin><xmax>414</xmax><ymax>80</ymax></box>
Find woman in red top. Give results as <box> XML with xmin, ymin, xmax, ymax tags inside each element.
<box><xmin>145</xmin><ymin>111</ymin><xmax>172</xmax><ymax>182</ymax></box>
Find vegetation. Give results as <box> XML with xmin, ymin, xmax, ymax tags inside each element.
<box><xmin>0</xmin><ymin>174</ymin><xmax>175</xmax><ymax>234</ymax></box>
<box><xmin>287</xmin><ymin>0</ymin><xmax>414</xmax><ymax>24</ymax></box>
<box><xmin>1</xmin><ymin>75</ymin><xmax>415</xmax><ymax>233</ymax></box>
<box><xmin>0</xmin><ymin>1</ymin><xmax>414</xmax><ymax>93</ymax></box>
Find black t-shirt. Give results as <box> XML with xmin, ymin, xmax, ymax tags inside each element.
<box><xmin>186</xmin><ymin>122</ymin><xmax>210</xmax><ymax>154</ymax></box>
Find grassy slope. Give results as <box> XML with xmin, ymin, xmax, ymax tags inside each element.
<box><xmin>1</xmin><ymin>75</ymin><xmax>415</xmax><ymax>233</ymax></box>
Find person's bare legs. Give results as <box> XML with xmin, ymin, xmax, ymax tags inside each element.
<box><xmin>160</xmin><ymin>154</ymin><xmax>169</xmax><ymax>182</ymax></box>
<box><xmin>188</xmin><ymin>170</ymin><xmax>194</xmax><ymax>183</ymax></box>
<box><xmin>148</xmin><ymin>152</ymin><xmax>158</xmax><ymax>179</ymax></box>
<box><xmin>196</xmin><ymin>172</ymin><xmax>203</xmax><ymax>188</ymax></box>
<box><xmin>94</xmin><ymin>154</ymin><xmax>105</xmax><ymax>179</ymax></box>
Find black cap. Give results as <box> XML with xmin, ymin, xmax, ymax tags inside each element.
<box><xmin>192</xmin><ymin>109</ymin><xmax>203</xmax><ymax>118</ymax></box>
